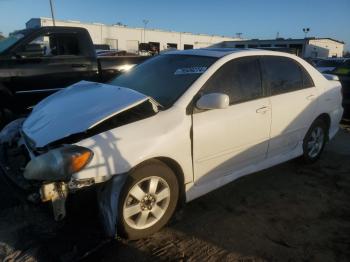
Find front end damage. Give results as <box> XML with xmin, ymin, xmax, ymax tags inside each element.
<box><xmin>0</xmin><ymin>121</ymin><xmax>97</xmax><ymax>221</ymax></box>
<box><xmin>0</xmin><ymin>82</ymin><xmax>159</xmax><ymax>232</ymax></box>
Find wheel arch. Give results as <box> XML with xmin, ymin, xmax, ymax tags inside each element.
<box><xmin>155</xmin><ymin>157</ymin><xmax>186</xmax><ymax>207</ymax></box>
<box><xmin>314</xmin><ymin>113</ymin><xmax>331</xmax><ymax>139</ymax></box>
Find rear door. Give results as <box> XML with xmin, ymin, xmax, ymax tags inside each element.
<box><xmin>260</xmin><ymin>56</ymin><xmax>318</xmax><ymax>157</ymax></box>
<box><xmin>193</xmin><ymin>56</ymin><xmax>272</xmax><ymax>185</ymax></box>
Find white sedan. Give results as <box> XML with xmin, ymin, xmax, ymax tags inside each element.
<box><xmin>0</xmin><ymin>48</ymin><xmax>343</xmax><ymax>239</ymax></box>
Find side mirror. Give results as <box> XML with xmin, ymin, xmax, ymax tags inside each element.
<box><xmin>196</xmin><ymin>93</ymin><xmax>229</xmax><ymax>110</ymax></box>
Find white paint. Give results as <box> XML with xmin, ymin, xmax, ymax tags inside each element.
<box><xmin>22</xmin><ymin>49</ymin><xmax>344</xmax><ymax>204</ymax></box>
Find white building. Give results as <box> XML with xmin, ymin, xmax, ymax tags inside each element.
<box><xmin>212</xmin><ymin>38</ymin><xmax>345</xmax><ymax>58</ymax></box>
<box><xmin>26</xmin><ymin>18</ymin><xmax>239</xmax><ymax>53</ymax></box>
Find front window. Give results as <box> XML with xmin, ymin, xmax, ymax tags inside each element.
<box><xmin>201</xmin><ymin>56</ymin><xmax>263</xmax><ymax>105</ymax></box>
<box><xmin>110</xmin><ymin>54</ymin><xmax>217</xmax><ymax>108</ymax></box>
<box><xmin>0</xmin><ymin>34</ymin><xmax>25</xmax><ymax>54</ymax></box>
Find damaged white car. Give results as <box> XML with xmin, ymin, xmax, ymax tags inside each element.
<box><xmin>0</xmin><ymin>48</ymin><xmax>343</xmax><ymax>239</ymax></box>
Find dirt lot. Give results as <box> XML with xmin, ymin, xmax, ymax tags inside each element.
<box><xmin>1</xmin><ymin>124</ymin><xmax>350</xmax><ymax>262</ymax></box>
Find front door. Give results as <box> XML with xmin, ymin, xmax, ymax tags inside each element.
<box><xmin>192</xmin><ymin>56</ymin><xmax>272</xmax><ymax>185</ymax></box>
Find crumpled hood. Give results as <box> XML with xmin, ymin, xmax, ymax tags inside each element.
<box><xmin>22</xmin><ymin>81</ymin><xmax>150</xmax><ymax>148</ymax></box>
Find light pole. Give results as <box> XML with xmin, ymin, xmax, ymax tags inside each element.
<box><xmin>49</xmin><ymin>0</ymin><xmax>56</xmax><ymax>26</ymax></box>
<box><xmin>303</xmin><ymin>28</ymin><xmax>310</xmax><ymax>38</ymax></box>
<box><xmin>142</xmin><ymin>19</ymin><xmax>149</xmax><ymax>43</ymax></box>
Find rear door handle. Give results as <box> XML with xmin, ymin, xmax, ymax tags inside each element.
<box><xmin>306</xmin><ymin>94</ymin><xmax>316</xmax><ymax>101</ymax></box>
<box><xmin>256</xmin><ymin>106</ymin><xmax>270</xmax><ymax>114</ymax></box>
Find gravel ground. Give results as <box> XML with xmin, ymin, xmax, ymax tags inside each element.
<box><xmin>0</xmin><ymin>124</ymin><xmax>350</xmax><ymax>262</ymax></box>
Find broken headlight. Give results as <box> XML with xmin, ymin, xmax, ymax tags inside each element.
<box><xmin>24</xmin><ymin>145</ymin><xmax>93</xmax><ymax>181</ymax></box>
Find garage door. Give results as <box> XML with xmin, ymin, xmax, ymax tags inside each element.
<box><xmin>106</xmin><ymin>39</ymin><xmax>118</xmax><ymax>49</ymax></box>
<box><xmin>126</xmin><ymin>40</ymin><xmax>139</xmax><ymax>54</ymax></box>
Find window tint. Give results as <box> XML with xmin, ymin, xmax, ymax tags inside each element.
<box><xmin>202</xmin><ymin>57</ymin><xmax>263</xmax><ymax>104</ymax></box>
<box><xmin>262</xmin><ymin>56</ymin><xmax>302</xmax><ymax>95</ymax></box>
<box><xmin>22</xmin><ymin>33</ymin><xmax>82</xmax><ymax>58</ymax></box>
<box><xmin>300</xmin><ymin>67</ymin><xmax>314</xmax><ymax>88</ymax></box>
<box><xmin>49</xmin><ymin>33</ymin><xmax>81</xmax><ymax>56</ymax></box>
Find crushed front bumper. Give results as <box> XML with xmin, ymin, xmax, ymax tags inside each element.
<box><xmin>1</xmin><ymin>120</ymin><xmax>126</xmax><ymax>237</ymax></box>
<box><xmin>0</xmin><ymin>142</ymin><xmax>68</xmax><ymax>220</ymax></box>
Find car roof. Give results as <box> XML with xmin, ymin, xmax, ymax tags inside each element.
<box><xmin>164</xmin><ymin>48</ymin><xmax>290</xmax><ymax>58</ymax></box>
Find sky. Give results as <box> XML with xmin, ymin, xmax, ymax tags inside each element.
<box><xmin>0</xmin><ymin>0</ymin><xmax>349</xmax><ymax>51</ymax></box>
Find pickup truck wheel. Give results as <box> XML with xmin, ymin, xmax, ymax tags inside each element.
<box><xmin>301</xmin><ymin>119</ymin><xmax>327</xmax><ymax>164</ymax></box>
<box><xmin>118</xmin><ymin>160</ymin><xmax>179</xmax><ymax>240</ymax></box>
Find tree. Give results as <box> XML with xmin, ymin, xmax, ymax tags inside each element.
<box><xmin>0</xmin><ymin>32</ymin><xmax>5</xmax><ymax>41</ymax></box>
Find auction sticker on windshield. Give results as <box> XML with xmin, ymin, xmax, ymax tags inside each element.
<box><xmin>174</xmin><ymin>67</ymin><xmax>207</xmax><ymax>75</ymax></box>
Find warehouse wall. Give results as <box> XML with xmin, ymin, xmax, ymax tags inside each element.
<box><xmin>28</xmin><ymin>18</ymin><xmax>237</xmax><ymax>53</ymax></box>
<box><xmin>305</xmin><ymin>39</ymin><xmax>344</xmax><ymax>58</ymax></box>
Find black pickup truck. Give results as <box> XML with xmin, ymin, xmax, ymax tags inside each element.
<box><xmin>0</xmin><ymin>26</ymin><xmax>148</xmax><ymax>127</ymax></box>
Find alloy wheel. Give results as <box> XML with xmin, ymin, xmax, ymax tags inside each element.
<box><xmin>307</xmin><ymin>126</ymin><xmax>325</xmax><ymax>158</ymax></box>
<box><xmin>123</xmin><ymin>176</ymin><xmax>171</xmax><ymax>230</ymax></box>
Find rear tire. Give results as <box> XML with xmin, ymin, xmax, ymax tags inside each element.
<box><xmin>118</xmin><ymin>160</ymin><xmax>179</xmax><ymax>240</ymax></box>
<box><xmin>301</xmin><ymin>119</ymin><xmax>327</xmax><ymax>164</ymax></box>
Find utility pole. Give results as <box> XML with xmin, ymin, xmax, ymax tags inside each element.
<box><xmin>142</xmin><ymin>19</ymin><xmax>149</xmax><ymax>43</ymax></box>
<box><xmin>49</xmin><ymin>0</ymin><xmax>56</xmax><ymax>26</ymax></box>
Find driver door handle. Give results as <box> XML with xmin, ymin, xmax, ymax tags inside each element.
<box><xmin>256</xmin><ymin>106</ymin><xmax>270</xmax><ymax>114</ymax></box>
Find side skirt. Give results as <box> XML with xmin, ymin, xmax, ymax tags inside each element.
<box><xmin>185</xmin><ymin>142</ymin><xmax>303</xmax><ymax>202</ymax></box>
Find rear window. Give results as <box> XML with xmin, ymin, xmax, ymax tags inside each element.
<box><xmin>301</xmin><ymin>67</ymin><xmax>314</xmax><ymax>88</ymax></box>
<box><xmin>262</xmin><ymin>56</ymin><xmax>303</xmax><ymax>96</ymax></box>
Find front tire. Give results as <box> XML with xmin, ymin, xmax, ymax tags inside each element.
<box><xmin>118</xmin><ymin>160</ymin><xmax>179</xmax><ymax>240</ymax></box>
<box><xmin>301</xmin><ymin>119</ymin><xmax>327</xmax><ymax>163</ymax></box>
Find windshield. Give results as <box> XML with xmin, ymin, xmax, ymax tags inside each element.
<box><xmin>110</xmin><ymin>54</ymin><xmax>217</xmax><ymax>107</ymax></box>
<box><xmin>0</xmin><ymin>34</ymin><xmax>25</xmax><ymax>54</ymax></box>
